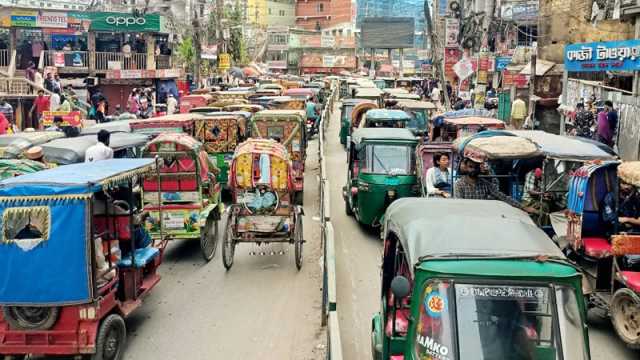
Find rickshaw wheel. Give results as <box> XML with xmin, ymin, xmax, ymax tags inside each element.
<box><xmin>610</xmin><ymin>288</ymin><xmax>640</xmax><ymax>349</ymax></box>
<box><xmin>200</xmin><ymin>217</ymin><xmax>219</xmax><ymax>262</ymax></box>
<box><xmin>222</xmin><ymin>213</ymin><xmax>236</xmax><ymax>270</ymax></box>
<box><xmin>3</xmin><ymin>306</ymin><xmax>59</xmax><ymax>330</ymax></box>
<box><xmin>345</xmin><ymin>198</ymin><xmax>353</xmax><ymax>216</ymax></box>
<box><xmin>294</xmin><ymin>212</ymin><xmax>303</xmax><ymax>270</ymax></box>
<box><xmin>93</xmin><ymin>314</ymin><xmax>126</xmax><ymax>360</ymax></box>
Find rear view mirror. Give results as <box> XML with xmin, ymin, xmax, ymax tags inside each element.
<box><xmin>391</xmin><ymin>275</ymin><xmax>411</xmax><ymax>300</ymax></box>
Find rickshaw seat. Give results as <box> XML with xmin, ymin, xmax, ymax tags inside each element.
<box><xmin>94</xmin><ymin>216</ymin><xmax>131</xmax><ymax>240</ymax></box>
<box><xmin>385</xmin><ymin>309</ymin><xmax>409</xmax><ymax>337</ymax></box>
<box><xmin>620</xmin><ymin>271</ymin><xmax>640</xmax><ymax>292</ymax></box>
<box><xmin>390</xmin><ymin>356</ymin><xmax>404</xmax><ymax>360</ymax></box>
<box><xmin>583</xmin><ymin>237</ymin><xmax>612</xmax><ymax>258</ymax></box>
<box><xmin>118</xmin><ymin>247</ymin><xmax>159</xmax><ymax>268</ymax></box>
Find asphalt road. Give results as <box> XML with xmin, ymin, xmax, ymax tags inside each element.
<box><xmin>323</xmin><ymin>104</ymin><xmax>639</xmax><ymax>360</ymax></box>
<box><xmin>119</xmin><ymin>142</ymin><xmax>326</xmax><ymax>359</ymax></box>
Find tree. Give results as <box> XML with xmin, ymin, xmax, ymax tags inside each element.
<box><xmin>177</xmin><ymin>36</ymin><xmax>195</xmax><ymax>68</ymax></box>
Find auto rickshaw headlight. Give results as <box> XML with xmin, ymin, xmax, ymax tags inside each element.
<box><xmin>387</xmin><ymin>189</ymin><xmax>396</xmax><ymax>198</ymax></box>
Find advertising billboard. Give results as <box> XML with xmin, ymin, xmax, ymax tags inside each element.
<box><xmin>361</xmin><ymin>17</ymin><xmax>415</xmax><ymax>49</ymax></box>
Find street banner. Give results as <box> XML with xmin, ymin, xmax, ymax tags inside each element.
<box><xmin>53</xmin><ymin>52</ymin><xmax>65</xmax><ymax>67</ymax></box>
<box><xmin>41</xmin><ymin>111</ymin><xmax>82</xmax><ymax>127</ymax></box>
<box><xmin>495</xmin><ymin>56</ymin><xmax>512</xmax><ymax>71</ymax></box>
<box><xmin>453</xmin><ymin>57</ymin><xmax>474</xmax><ymax>80</ymax></box>
<box><xmin>565</xmin><ymin>40</ymin><xmax>640</xmax><ymax>72</ymax></box>
<box><xmin>444</xmin><ymin>48</ymin><xmax>461</xmax><ymax>80</ymax></box>
<box><xmin>445</xmin><ymin>19</ymin><xmax>459</xmax><ymax>48</ymax></box>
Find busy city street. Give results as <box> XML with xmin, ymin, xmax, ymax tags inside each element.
<box><xmin>1</xmin><ymin>0</ymin><xmax>640</xmax><ymax>359</ymax></box>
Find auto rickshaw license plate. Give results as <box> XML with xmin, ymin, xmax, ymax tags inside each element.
<box><xmin>385</xmin><ymin>177</ymin><xmax>400</xmax><ymax>185</ymax></box>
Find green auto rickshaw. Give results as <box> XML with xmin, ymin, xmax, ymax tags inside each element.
<box><xmin>343</xmin><ymin>128</ymin><xmax>418</xmax><ymax>227</ymax></box>
<box><xmin>339</xmin><ymin>98</ymin><xmax>375</xmax><ymax>146</ymax></box>
<box><xmin>373</xmin><ymin>198</ymin><xmax>591</xmax><ymax>360</ymax></box>
<box><xmin>361</xmin><ymin>109</ymin><xmax>412</xmax><ymax>129</ymax></box>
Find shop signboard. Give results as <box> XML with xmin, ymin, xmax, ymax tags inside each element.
<box><xmin>495</xmin><ymin>56</ymin><xmax>512</xmax><ymax>71</ymax></box>
<box><xmin>564</xmin><ymin>40</ymin><xmax>640</xmax><ymax>72</ymax></box>
<box><xmin>69</xmin><ymin>12</ymin><xmax>161</xmax><ymax>32</ymax></box>
<box><xmin>445</xmin><ymin>18</ymin><xmax>459</xmax><ymax>48</ymax></box>
<box><xmin>268</xmin><ymin>60</ymin><xmax>287</xmax><ymax>69</ymax></box>
<box><xmin>323</xmin><ymin>55</ymin><xmax>335</xmax><ymax>67</ymax></box>
<box><xmin>321</xmin><ymin>35</ymin><xmax>335</xmax><ymax>48</ymax></box>
<box><xmin>11</xmin><ymin>10</ymin><xmax>37</xmax><ymax>27</ymax></box>
<box><xmin>53</xmin><ymin>52</ymin><xmax>65</xmax><ymax>67</ymax></box>
<box><xmin>218</xmin><ymin>53</ymin><xmax>231</xmax><ymax>70</ymax></box>
<box><xmin>42</xmin><ymin>111</ymin><xmax>82</xmax><ymax>127</ymax></box>
<box><xmin>36</xmin><ymin>12</ymin><xmax>68</xmax><ymax>28</ymax></box>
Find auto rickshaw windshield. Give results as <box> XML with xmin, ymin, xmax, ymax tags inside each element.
<box><xmin>362</xmin><ymin>144</ymin><xmax>415</xmax><ymax>175</ymax></box>
<box><xmin>406</xmin><ymin>109</ymin><xmax>427</xmax><ymax>130</ymax></box>
<box><xmin>414</xmin><ymin>281</ymin><xmax>587</xmax><ymax>360</ymax></box>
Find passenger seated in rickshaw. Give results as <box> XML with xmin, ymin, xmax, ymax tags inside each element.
<box><xmin>619</xmin><ymin>180</ymin><xmax>640</xmax><ymax>269</ymax></box>
<box><xmin>522</xmin><ymin>167</ymin><xmax>556</xmax><ymax>226</ymax></box>
<box><xmin>425</xmin><ymin>153</ymin><xmax>451</xmax><ymax>198</ymax></box>
<box><xmin>455</xmin><ymin>155</ymin><xmax>535</xmax><ymax>214</ymax></box>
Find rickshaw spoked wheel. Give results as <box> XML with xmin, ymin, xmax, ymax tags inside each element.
<box><xmin>222</xmin><ymin>210</ymin><xmax>236</xmax><ymax>270</ymax></box>
<box><xmin>93</xmin><ymin>314</ymin><xmax>126</xmax><ymax>360</ymax></box>
<box><xmin>3</xmin><ymin>306</ymin><xmax>59</xmax><ymax>330</ymax></box>
<box><xmin>200</xmin><ymin>216</ymin><xmax>220</xmax><ymax>262</ymax></box>
<box><xmin>294</xmin><ymin>212</ymin><xmax>303</xmax><ymax>270</ymax></box>
<box><xmin>610</xmin><ymin>288</ymin><xmax>640</xmax><ymax>349</ymax></box>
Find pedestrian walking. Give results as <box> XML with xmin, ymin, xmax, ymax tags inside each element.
<box><xmin>29</xmin><ymin>89</ymin><xmax>50</xmax><ymax>129</ymax></box>
<box><xmin>573</xmin><ymin>103</ymin><xmax>594</xmax><ymax>138</ymax></box>
<box><xmin>510</xmin><ymin>97</ymin><xmax>527</xmax><ymax>129</ymax></box>
<box><xmin>597</xmin><ymin>100</ymin><xmax>617</xmax><ymax>147</ymax></box>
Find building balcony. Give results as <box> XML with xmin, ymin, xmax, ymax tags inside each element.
<box><xmin>42</xmin><ymin>50</ymin><xmax>89</xmax><ymax>73</ymax></box>
<box><xmin>95</xmin><ymin>52</ymin><xmax>147</xmax><ymax>72</ymax></box>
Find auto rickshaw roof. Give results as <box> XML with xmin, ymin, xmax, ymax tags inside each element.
<box><xmin>435</xmin><ymin>108</ymin><xmax>494</xmax><ymax>119</ymax></box>
<box><xmin>189</xmin><ymin>106</ymin><xmax>223</xmax><ymax>113</ymax></box>
<box><xmin>0</xmin><ymin>131</ymin><xmax>64</xmax><ymax>147</ymax></box>
<box><xmin>507</xmin><ymin>130</ymin><xmax>617</xmax><ymax>161</ymax></box>
<box><xmin>390</xmin><ymin>93</ymin><xmax>421</xmax><ymax>100</ymax></box>
<box><xmin>355</xmin><ymin>88</ymin><xmax>383</xmax><ymax>97</ymax></box>
<box><xmin>383</xmin><ymin>88</ymin><xmax>410</xmax><ymax>95</ymax></box>
<box><xmin>42</xmin><ymin>133</ymin><xmax>149</xmax><ymax>165</ymax></box>
<box><xmin>182</xmin><ymin>94</ymin><xmax>214</xmax><ymax>101</ymax></box>
<box><xmin>396</xmin><ymin>100</ymin><xmax>437</xmax><ymax>110</ymax></box>
<box><xmin>618</xmin><ymin>161</ymin><xmax>640</xmax><ymax>187</ymax></box>
<box><xmin>455</xmin><ymin>131</ymin><xmax>543</xmax><ymax>160</ymax></box>
<box><xmin>351</xmin><ymin>128</ymin><xmax>417</xmax><ymax>144</ymax></box>
<box><xmin>0</xmin><ymin>158</ymin><xmax>156</xmax><ymax>197</ymax></box>
<box><xmin>365</xmin><ymin>109</ymin><xmax>411</xmax><ymax>121</ymax></box>
<box><xmin>200</xmin><ymin>111</ymin><xmax>252</xmax><ymax>119</ymax></box>
<box><xmin>143</xmin><ymin>113</ymin><xmax>204</xmax><ymax>122</ymax></box>
<box><xmin>384</xmin><ymin>198</ymin><xmax>566</xmax><ymax>272</ymax></box>
<box><xmin>442</xmin><ymin>116</ymin><xmax>505</xmax><ymax>126</ymax></box>
<box><xmin>82</xmin><ymin>120</ymin><xmax>134</xmax><ymax>134</ymax></box>
<box><xmin>284</xmin><ymin>88</ymin><xmax>316</xmax><ymax>97</ymax></box>
<box><xmin>342</xmin><ymin>98</ymin><xmax>374</xmax><ymax>105</ymax></box>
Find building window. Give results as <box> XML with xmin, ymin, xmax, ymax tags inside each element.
<box><xmin>269</xmin><ymin>8</ymin><xmax>272</xmax><ymax>15</ymax></box>
<box><xmin>200</xmin><ymin>4</ymin><xmax>205</xmax><ymax>17</ymax></box>
<box><xmin>317</xmin><ymin>3</ymin><xmax>324</xmax><ymax>12</ymax></box>
<box><xmin>280</xmin><ymin>10</ymin><xmax>285</xmax><ymax>16</ymax></box>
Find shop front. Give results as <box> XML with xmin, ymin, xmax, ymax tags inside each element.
<box><xmin>299</xmin><ymin>51</ymin><xmax>356</xmax><ymax>74</ymax></box>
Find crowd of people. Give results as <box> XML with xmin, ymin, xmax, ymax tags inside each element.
<box><xmin>568</xmin><ymin>99</ymin><xmax>618</xmax><ymax>148</ymax></box>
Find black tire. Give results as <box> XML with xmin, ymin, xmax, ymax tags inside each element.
<box><xmin>3</xmin><ymin>306</ymin><xmax>59</xmax><ymax>330</ymax></box>
<box><xmin>92</xmin><ymin>314</ymin><xmax>126</xmax><ymax>360</ymax></box>
<box><xmin>222</xmin><ymin>213</ymin><xmax>235</xmax><ymax>270</ymax></box>
<box><xmin>294</xmin><ymin>191</ymin><xmax>304</xmax><ymax>206</ymax></box>
<box><xmin>200</xmin><ymin>216</ymin><xmax>219</xmax><ymax>262</ymax></box>
<box><xmin>294</xmin><ymin>213</ymin><xmax>303</xmax><ymax>270</ymax></box>
<box><xmin>610</xmin><ymin>288</ymin><xmax>640</xmax><ymax>349</ymax></box>
<box><xmin>345</xmin><ymin>198</ymin><xmax>353</xmax><ymax>216</ymax></box>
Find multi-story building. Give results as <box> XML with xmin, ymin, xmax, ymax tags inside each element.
<box><xmin>0</xmin><ymin>0</ymin><xmax>92</xmax><ymax>11</ymax></box>
<box><xmin>266</xmin><ymin>0</ymin><xmax>295</xmax><ymax>27</ymax></box>
<box><xmin>294</xmin><ymin>0</ymin><xmax>353</xmax><ymax>31</ymax></box>
<box><xmin>357</xmin><ymin>0</ymin><xmax>425</xmax><ymax>47</ymax></box>
<box><xmin>246</xmin><ymin>0</ymin><xmax>268</xmax><ymax>27</ymax></box>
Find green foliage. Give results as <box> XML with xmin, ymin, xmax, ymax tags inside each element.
<box><xmin>177</xmin><ymin>36</ymin><xmax>195</xmax><ymax>67</ymax></box>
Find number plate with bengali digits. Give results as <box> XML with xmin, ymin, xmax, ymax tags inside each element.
<box><xmin>385</xmin><ymin>177</ymin><xmax>400</xmax><ymax>185</ymax></box>
<box><xmin>163</xmin><ymin>212</ymin><xmax>184</xmax><ymax>229</ymax></box>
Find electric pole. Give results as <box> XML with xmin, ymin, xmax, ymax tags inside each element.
<box><xmin>424</xmin><ymin>0</ymin><xmax>451</xmax><ymax>109</ymax></box>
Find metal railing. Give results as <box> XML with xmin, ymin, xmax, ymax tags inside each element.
<box><xmin>156</xmin><ymin>54</ymin><xmax>172</xmax><ymax>69</ymax></box>
<box><xmin>0</xmin><ymin>49</ymin><xmax>10</xmax><ymax>68</ymax></box>
<box><xmin>319</xmin><ymin>83</ymin><xmax>342</xmax><ymax>359</ymax></box>
<box><xmin>42</xmin><ymin>50</ymin><xmax>89</xmax><ymax>69</ymax></box>
<box><xmin>95</xmin><ymin>52</ymin><xmax>146</xmax><ymax>71</ymax></box>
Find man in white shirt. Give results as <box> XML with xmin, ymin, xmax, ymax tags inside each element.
<box><xmin>85</xmin><ymin>130</ymin><xmax>113</xmax><ymax>162</ymax></box>
<box><xmin>50</xmin><ymin>89</ymin><xmax>61</xmax><ymax>111</ymax></box>
<box><xmin>166</xmin><ymin>93</ymin><xmax>178</xmax><ymax>115</ymax></box>
<box><xmin>431</xmin><ymin>85</ymin><xmax>441</xmax><ymax>103</ymax></box>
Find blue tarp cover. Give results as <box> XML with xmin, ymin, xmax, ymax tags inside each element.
<box><xmin>0</xmin><ymin>158</ymin><xmax>155</xmax><ymax>197</ymax></box>
<box><xmin>0</xmin><ymin>199</ymin><xmax>90</xmax><ymax>305</ymax></box>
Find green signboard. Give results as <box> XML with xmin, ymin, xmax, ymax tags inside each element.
<box><xmin>69</xmin><ymin>12</ymin><xmax>161</xmax><ymax>33</ymax></box>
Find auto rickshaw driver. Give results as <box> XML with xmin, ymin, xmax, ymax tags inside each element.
<box><xmin>618</xmin><ymin>179</ymin><xmax>640</xmax><ymax>269</ymax></box>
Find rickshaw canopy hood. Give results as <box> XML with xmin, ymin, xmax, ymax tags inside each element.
<box><xmin>384</xmin><ymin>198</ymin><xmax>566</xmax><ymax>274</ymax></box>
<box><xmin>507</xmin><ymin>130</ymin><xmax>617</xmax><ymax>161</ymax></box>
<box><xmin>351</xmin><ymin>128</ymin><xmax>417</xmax><ymax>147</ymax></box>
<box><xmin>252</xmin><ymin>110</ymin><xmax>306</xmax><ymax>121</ymax></box>
<box><xmin>396</xmin><ymin>100</ymin><xmax>437</xmax><ymax>110</ymax></box>
<box><xmin>233</xmin><ymin>138</ymin><xmax>291</xmax><ymax>162</ymax></box>
<box><xmin>355</xmin><ymin>87</ymin><xmax>383</xmax><ymax>97</ymax></box>
<box><xmin>143</xmin><ymin>133</ymin><xmax>203</xmax><ymax>154</ymax></box>
<box><xmin>0</xmin><ymin>158</ymin><xmax>156</xmax><ymax>197</ymax></box>
<box><xmin>618</xmin><ymin>161</ymin><xmax>640</xmax><ymax>187</ymax></box>
<box><xmin>455</xmin><ymin>130</ymin><xmax>542</xmax><ymax>160</ymax></box>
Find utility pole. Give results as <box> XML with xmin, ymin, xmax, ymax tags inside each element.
<box><xmin>529</xmin><ymin>51</ymin><xmax>536</xmax><ymax>128</ymax></box>
<box><xmin>192</xmin><ymin>8</ymin><xmax>202</xmax><ymax>87</ymax></box>
<box><xmin>424</xmin><ymin>0</ymin><xmax>451</xmax><ymax>109</ymax></box>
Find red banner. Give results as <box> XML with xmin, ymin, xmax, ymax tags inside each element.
<box><xmin>444</xmin><ymin>48</ymin><xmax>461</xmax><ymax>81</ymax></box>
<box><xmin>41</xmin><ymin>111</ymin><xmax>82</xmax><ymax>127</ymax></box>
